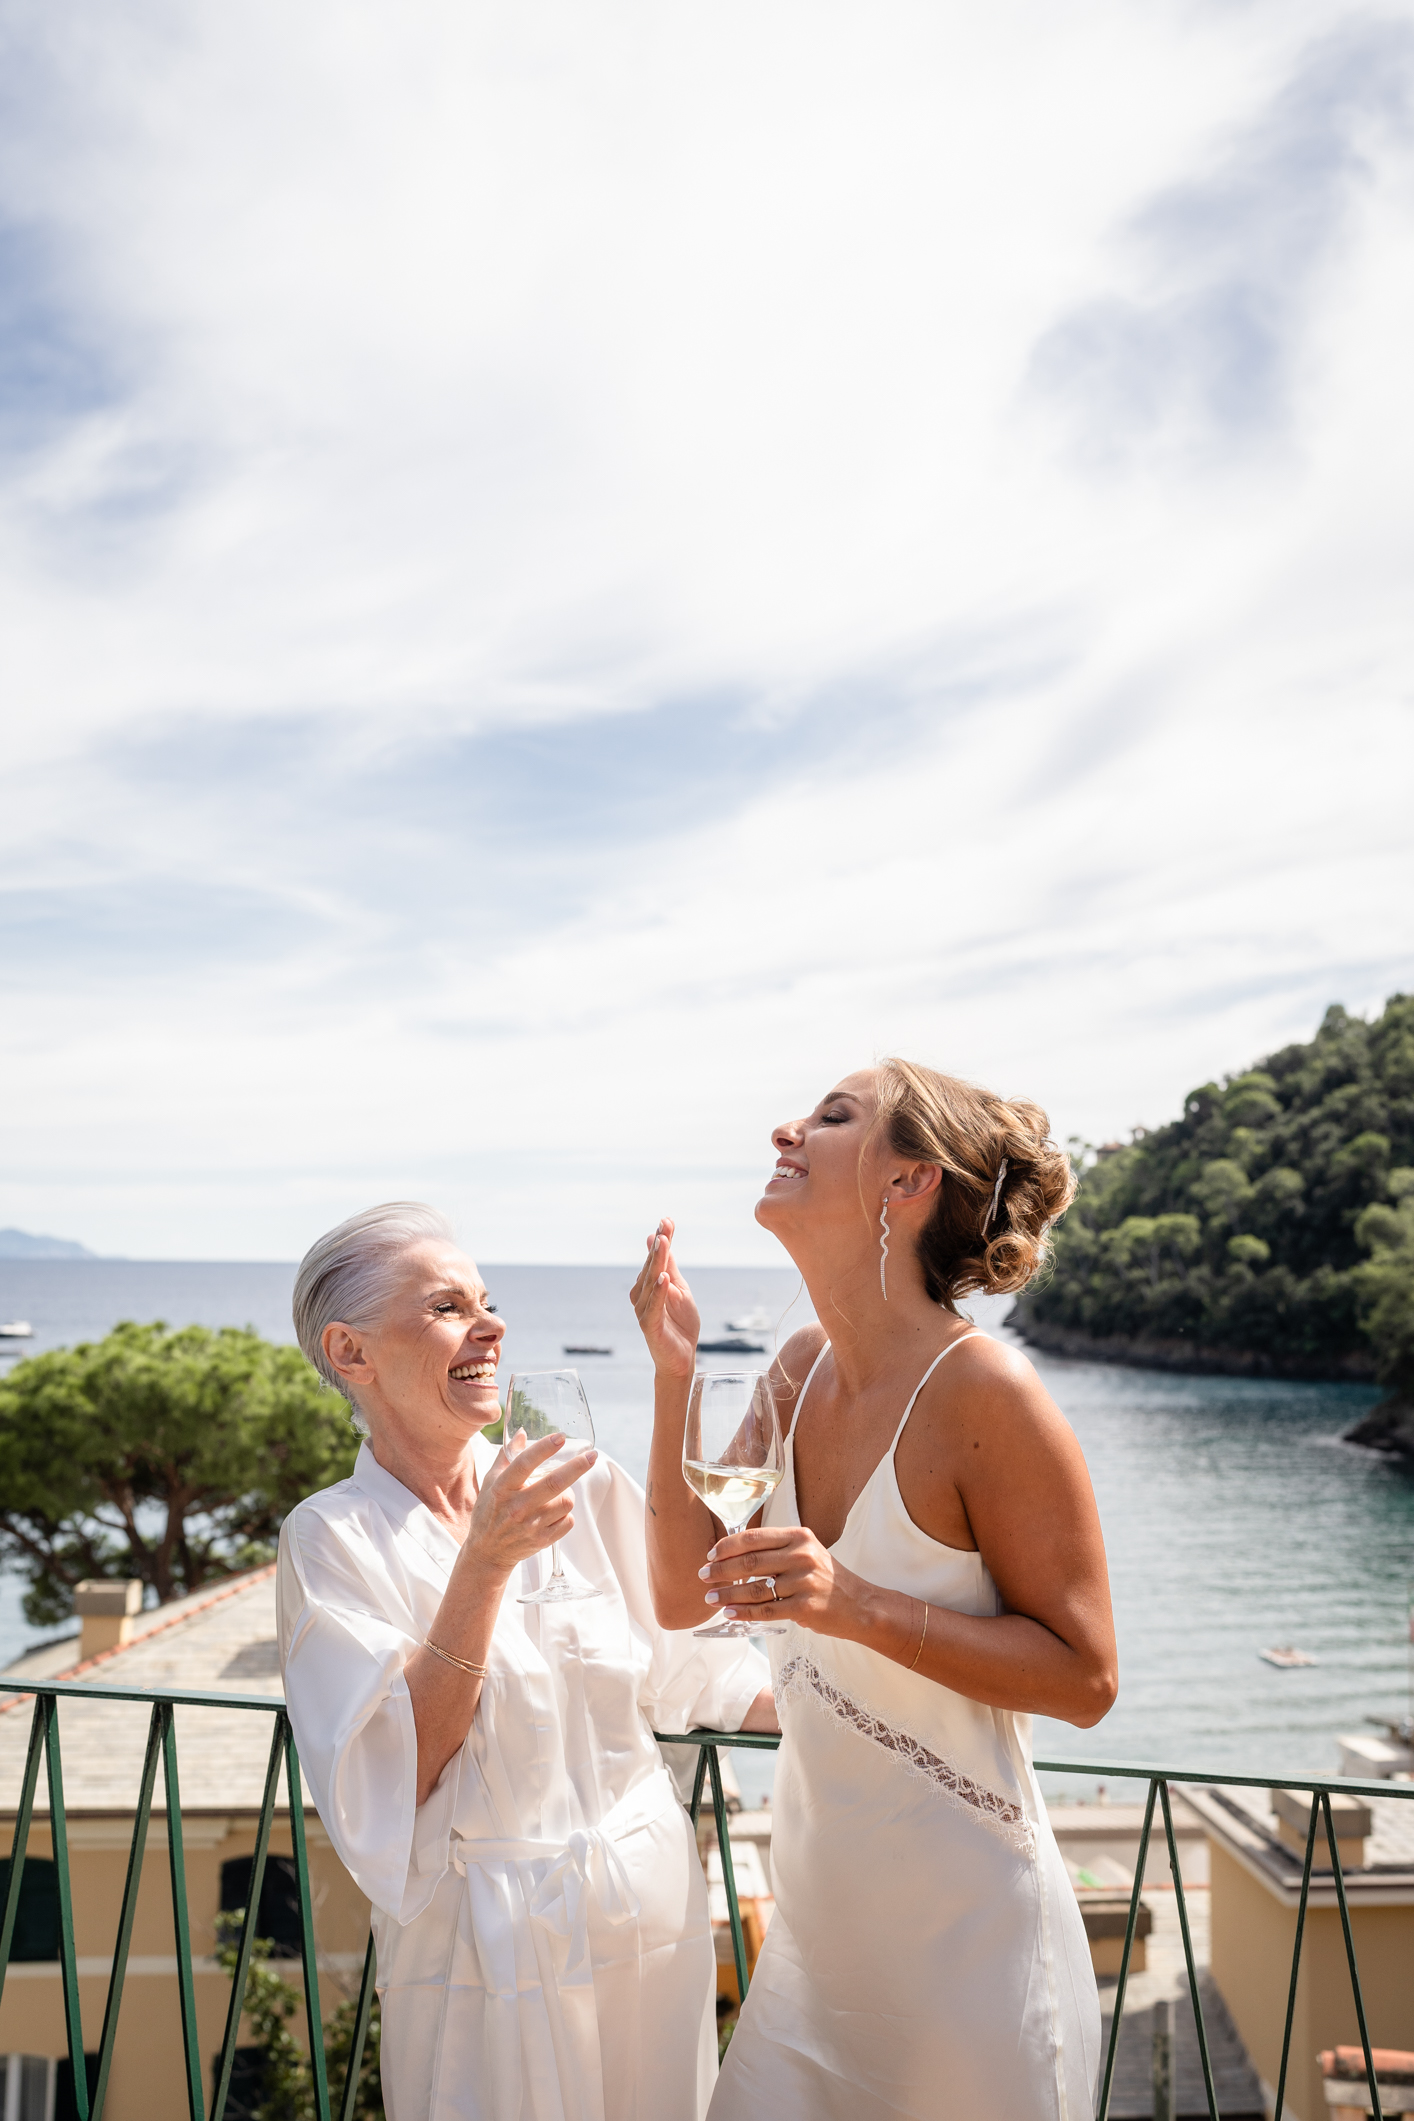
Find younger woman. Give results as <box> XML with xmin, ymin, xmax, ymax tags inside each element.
<box><xmin>632</xmin><ymin>1063</ymin><xmax>1115</xmax><ymax>2121</ymax></box>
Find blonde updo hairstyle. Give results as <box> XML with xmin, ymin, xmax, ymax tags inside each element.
<box><xmin>870</xmin><ymin>1060</ymin><xmax>1076</xmax><ymax>1310</ymax></box>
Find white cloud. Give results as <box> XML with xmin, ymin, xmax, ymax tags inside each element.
<box><xmin>0</xmin><ymin>0</ymin><xmax>1410</xmax><ymax>1261</ymax></box>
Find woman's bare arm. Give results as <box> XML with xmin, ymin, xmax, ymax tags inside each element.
<box><xmin>632</xmin><ymin>1220</ymin><xmax>819</xmax><ymax>1629</ymax></box>
<box><xmin>403</xmin><ymin>1433</ymin><xmax>595</xmax><ymax>1803</ymax></box>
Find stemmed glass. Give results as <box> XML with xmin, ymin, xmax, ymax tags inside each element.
<box><xmin>682</xmin><ymin>1369</ymin><xmax>785</xmax><ymax>1638</ymax></box>
<box><xmin>507</xmin><ymin>1369</ymin><xmax>603</xmax><ymax>1606</ymax></box>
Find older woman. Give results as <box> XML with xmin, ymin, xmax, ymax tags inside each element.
<box><xmin>633</xmin><ymin>1063</ymin><xmax>1115</xmax><ymax>2121</ymax></box>
<box><xmin>278</xmin><ymin>1203</ymin><xmax>772</xmax><ymax>2121</ymax></box>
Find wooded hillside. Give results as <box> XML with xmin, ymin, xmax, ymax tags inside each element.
<box><xmin>1013</xmin><ymin>996</ymin><xmax>1414</xmax><ymax>1409</ymax></box>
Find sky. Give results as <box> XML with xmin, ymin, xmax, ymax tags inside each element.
<box><xmin>1</xmin><ymin>0</ymin><xmax>1412</xmax><ymax>1263</ymax></box>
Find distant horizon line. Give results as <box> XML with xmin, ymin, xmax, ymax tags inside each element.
<box><xmin>0</xmin><ymin>1255</ymin><xmax>800</xmax><ymax>1270</ymax></box>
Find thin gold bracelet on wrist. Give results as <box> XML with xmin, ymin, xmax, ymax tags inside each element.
<box><xmin>908</xmin><ymin>1599</ymin><xmax>929</xmax><ymax>1671</ymax></box>
<box><xmin>423</xmin><ymin>1638</ymin><xmax>489</xmax><ymax>1679</ymax></box>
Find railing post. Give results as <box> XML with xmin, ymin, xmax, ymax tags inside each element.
<box><xmin>160</xmin><ymin>1702</ymin><xmax>207</xmax><ymax>2121</ymax></box>
<box><xmin>1096</xmin><ymin>1775</ymin><xmax>1158</xmax><ymax>2121</ymax></box>
<box><xmin>0</xmin><ymin>1697</ymin><xmax>46</xmax><ymax>2009</ymax></box>
<box><xmin>286</xmin><ymin>1726</ymin><xmax>332</xmax><ymax>2121</ymax></box>
<box><xmin>92</xmin><ymin>1704</ymin><xmax>164</xmax><ymax>2121</ymax></box>
<box><xmin>705</xmin><ymin>1745</ymin><xmax>751</xmax><ymax>2006</ymax></box>
<box><xmin>1273</xmin><ymin>1789</ymin><xmax>1321</xmax><ymax>2121</ymax></box>
<box><xmin>1324</xmin><ymin>1791</ymin><xmax>1383</xmax><ymax>2121</ymax></box>
<box><xmin>1160</xmin><ymin>1778</ymin><xmax>1220</xmax><ymax>2121</ymax></box>
<box><xmin>43</xmin><ymin>1695</ymin><xmax>90</xmax><ymax>2121</ymax></box>
<box><xmin>210</xmin><ymin>1712</ymin><xmax>287</xmax><ymax>2121</ymax></box>
<box><xmin>689</xmin><ymin>1744</ymin><xmax>709</xmax><ymax>1829</ymax></box>
<box><xmin>336</xmin><ymin>1932</ymin><xmax>379</xmax><ymax>2121</ymax></box>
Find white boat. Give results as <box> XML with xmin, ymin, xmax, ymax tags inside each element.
<box><xmin>727</xmin><ymin>1306</ymin><xmax>772</xmax><ymax>1333</ymax></box>
<box><xmin>0</xmin><ymin>1320</ymin><xmax>34</xmax><ymax>1339</ymax></box>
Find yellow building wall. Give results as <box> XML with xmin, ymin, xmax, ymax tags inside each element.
<box><xmin>1210</xmin><ymin>1840</ymin><xmax>1414</xmax><ymax>2121</ymax></box>
<box><xmin>0</xmin><ymin>1817</ymin><xmax>372</xmax><ymax>2121</ymax></box>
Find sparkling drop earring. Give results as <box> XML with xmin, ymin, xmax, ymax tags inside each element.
<box><xmin>879</xmin><ymin>1195</ymin><xmax>891</xmax><ymax>1301</ymax></box>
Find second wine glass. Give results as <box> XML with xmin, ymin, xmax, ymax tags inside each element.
<box><xmin>506</xmin><ymin>1369</ymin><xmax>603</xmax><ymax>1606</ymax></box>
<box><xmin>682</xmin><ymin>1369</ymin><xmax>785</xmax><ymax>1638</ymax></box>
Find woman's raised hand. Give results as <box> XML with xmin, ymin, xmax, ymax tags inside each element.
<box><xmin>630</xmin><ymin>1217</ymin><xmax>701</xmax><ymax>1380</ymax></box>
<box><xmin>457</xmin><ymin>1430</ymin><xmax>596</xmax><ymax>1585</ymax></box>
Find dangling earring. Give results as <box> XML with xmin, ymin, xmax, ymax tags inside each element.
<box><xmin>879</xmin><ymin>1195</ymin><xmax>890</xmax><ymax>1302</ymax></box>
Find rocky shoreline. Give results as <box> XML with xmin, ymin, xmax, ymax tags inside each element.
<box><xmin>1340</xmin><ymin>1398</ymin><xmax>1414</xmax><ymax>1456</ymax></box>
<box><xmin>1009</xmin><ymin>1311</ymin><xmax>1379</xmax><ymax>1385</ymax></box>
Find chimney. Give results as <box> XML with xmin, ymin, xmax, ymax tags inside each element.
<box><xmin>73</xmin><ymin>1579</ymin><xmax>144</xmax><ymax>1661</ymax></box>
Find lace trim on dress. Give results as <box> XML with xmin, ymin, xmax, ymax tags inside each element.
<box><xmin>776</xmin><ymin>1652</ymin><xmax>1036</xmax><ymax>1856</ymax></box>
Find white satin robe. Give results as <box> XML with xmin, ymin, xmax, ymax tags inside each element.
<box><xmin>277</xmin><ymin>1438</ymin><xmax>766</xmax><ymax>2121</ymax></box>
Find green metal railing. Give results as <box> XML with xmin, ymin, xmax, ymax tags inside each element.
<box><xmin>0</xmin><ymin>1678</ymin><xmax>377</xmax><ymax>2121</ymax></box>
<box><xmin>664</xmin><ymin>1733</ymin><xmax>1414</xmax><ymax>2121</ymax></box>
<box><xmin>1028</xmin><ymin>1753</ymin><xmax>1414</xmax><ymax>2121</ymax></box>
<box><xmin>4</xmin><ymin>1682</ymin><xmax>1410</xmax><ymax>2120</ymax></box>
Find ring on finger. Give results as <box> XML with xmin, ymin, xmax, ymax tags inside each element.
<box><xmin>762</xmin><ymin>1575</ymin><xmax>779</xmax><ymax>1602</ymax></box>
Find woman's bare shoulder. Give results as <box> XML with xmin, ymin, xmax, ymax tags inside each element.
<box><xmin>768</xmin><ymin>1324</ymin><xmax>828</xmax><ymax>1405</ymax></box>
<box><xmin>937</xmin><ymin>1331</ymin><xmax>1078</xmax><ymax>1449</ymax></box>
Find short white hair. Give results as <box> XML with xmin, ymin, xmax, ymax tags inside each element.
<box><xmin>293</xmin><ymin>1201</ymin><xmax>456</xmax><ymax>1435</ymax></box>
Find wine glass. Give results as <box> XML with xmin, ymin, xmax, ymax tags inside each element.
<box><xmin>507</xmin><ymin>1370</ymin><xmax>603</xmax><ymax>1606</ymax></box>
<box><xmin>682</xmin><ymin>1369</ymin><xmax>785</xmax><ymax>1638</ymax></box>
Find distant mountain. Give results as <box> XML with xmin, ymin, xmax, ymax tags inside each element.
<box><xmin>0</xmin><ymin>1227</ymin><xmax>97</xmax><ymax>1259</ymax></box>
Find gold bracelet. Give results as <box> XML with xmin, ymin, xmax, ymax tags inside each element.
<box><xmin>423</xmin><ymin>1638</ymin><xmax>489</xmax><ymax>1678</ymax></box>
<box><xmin>908</xmin><ymin>1599</ymin><xmax>929</xmax><ymax>1671</ymax></box>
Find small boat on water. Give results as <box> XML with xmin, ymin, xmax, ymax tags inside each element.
<box><xmin>563</xmin><ymin>1345</ymin><xmax>613</xmax><ymax>1356</ymax></box>
<box><xmin>0</xmin><ymin>1321</ymin><xmax>34</xmax><ymax>1339</ymax></box>
<box><xmin>699</xmin><ymin>1336</ymin><xmax>767</xmax><ymax>1355</ymax></box>
<box><xmin>727</xmin><ymin>1306</ymin><xmax>772</xmax><ymax>1334</ymax></box>
<box><xmin>1260</xmin><ymin>1645</ymin><xmax>1318</xmax><ymax>1668</ymax></box>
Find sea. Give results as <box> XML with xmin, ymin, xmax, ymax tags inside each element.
<box><xmin>1</xmin><ymin>1258</ymin><xmax>1407</xmax><ymax>1808</ymax></box>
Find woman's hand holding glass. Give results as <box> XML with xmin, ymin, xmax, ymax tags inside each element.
<box><xmin>683</xmin><ymin>1369</ymin><xmax>786</xmax><ymax>1638</ymax></box>
<box><xmin>454</xmin><ymin>1425</ymin><xmax>597</xmax><ymax>1590</ymax></box>
<box><xmin>698</xmin><ymin>1522</ymin><xmax>860</xmax><ymax>1634</ymax></box>
<box><xmin>503</xmin><ymin>1370</ymin><xmax>603</xmax><ymax>1604</ymax></box>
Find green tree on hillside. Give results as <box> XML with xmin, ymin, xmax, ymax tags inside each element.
<box><xmin>1354</xmin><ymin>1172</ymin><xmax>1414</xmax><ymax>1407</ymax></box>
<box><xmin>1014</xmin><ymin>995</ymin><xmax>1414</xmax><ymax>1391</ymax></box>
<box><xmin>0</xmin><ymin>1322</ymin><xmax>358</xmax><ymax>1627</ymax></box>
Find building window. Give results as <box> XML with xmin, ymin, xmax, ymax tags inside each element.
<box><xmin>0</xmin><ymin>2051</ymin><xmax>97</xmax><ymax>2121</ymax></box>
<box><xmin>211</xmin><ymin>2046</ymin><xmax>268</xmax><ymax>2121</ymax></box>
<box><xmin>53</xmin><ymin>2055</ymin><xmax>99</xmax><ymax>2121</ymax></box>
<box><xmin>1</xmin><ymin>2056</ymin><xmax>54</xmax><ymax>2121</ymax></box>
<box><xmin>219</xmin><ymin>1854</ymin><xmax>303</xmax><ymax>1958</ymax></box>
<box><xmin>0</xmin><ymin>1860</ymin><xmax>59</xmax><ymax>1962</ymax></box>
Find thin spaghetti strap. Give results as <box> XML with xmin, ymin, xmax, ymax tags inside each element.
<box><xmin>888</xmin><ymin>1330</ymin><xmax>984</xmax><ymax>1455</ymax></box>
<box><xmin>785</xmin><ymin>1339</ymin><xmax>831</xmax><ymax>1442</ymax></box>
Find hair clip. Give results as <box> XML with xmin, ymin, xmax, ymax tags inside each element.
<box><xmin>983</xmin><ymin>1159</ymin><xmax>1009</xmax><ymax>1234</ymax></box>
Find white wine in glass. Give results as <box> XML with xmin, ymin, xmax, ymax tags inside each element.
<box><xmin>507</xmin><ymin>1369</ymin><xmax>603</xmax><ymax>1606</ymax></box>
<box><xmin>683</xmin><ymin>1369</ymin><xmax>785</xmax><ymax>1638</ymax></box>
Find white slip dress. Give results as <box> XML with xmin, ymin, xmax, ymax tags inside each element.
<box><xmin>710</xmin><ymin>1335</ymin><xmax>1101</xmax><ymax>2121</ymax></box>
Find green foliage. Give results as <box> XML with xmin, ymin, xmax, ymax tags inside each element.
<box><xmin>0</xmin><ymin>1322</ymin><xmax>358</xmax><ymax>1625</ymax></box>
<box><xmin>1016</xmin><ymin>996</ymin><xmax>1414</xmax><ymax>1381</ymax></box>
<box><xmin>213</xmin><ymin>1913</ymin><xmax>383</xmax><ymax>2120</ymax></box>
<box><xmin>1353</xmin><ymin>1170</ymin><xmax>1414</xmax><ymax>1401</ymax></box>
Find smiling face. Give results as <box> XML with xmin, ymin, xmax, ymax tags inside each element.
<box><xmin>321</xmin><ymin>1239</ymin><xmax>506</xmax><ymax>1439</ymax></box>
<box><xmin>756</xmin><ymin>1068</ymin><xmax>884</xmax><ymax>1237</ymax></box>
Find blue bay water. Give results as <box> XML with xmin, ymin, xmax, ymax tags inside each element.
<box><xmin>0</xmin><ymin>1260</ymin><xmax>1403</xmax><ymax>1805</ymax></box>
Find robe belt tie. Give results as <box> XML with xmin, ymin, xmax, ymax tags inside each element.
<box><xmin>452</xmin><ymin>1816</ymin><xmax>642</xmax><ymax>1977</ymax></box>
<box><xmin>447</xmin><ymin>1770</ymin><xmax>678</xmax><ymax>2121</ymax></box>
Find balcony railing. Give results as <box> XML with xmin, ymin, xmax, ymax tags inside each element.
<box><xmin>660</xmin><ymin>1736</ymin><xmax>1414</xmax><ymax>2121</ymax></box>
<box><xmin>3</xmin><ymin>1678</ymin><xmax>1411</xmax><ymax>2121</ymax></box>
